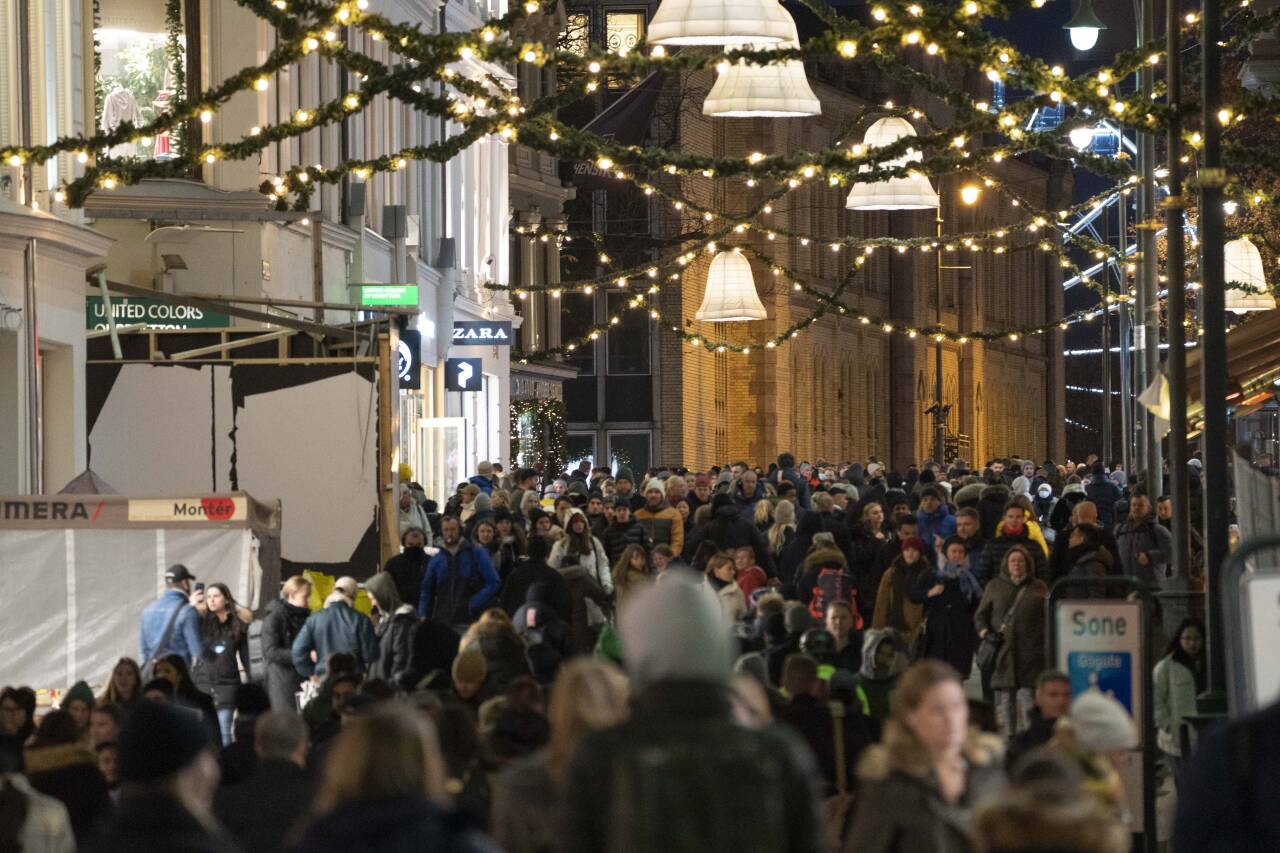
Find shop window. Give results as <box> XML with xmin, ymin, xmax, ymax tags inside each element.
<box><xmin>605</xmin><ymin>12</ymin><xmax>643</xmax><ymax>55</ymax></box>
<box><xmin>561</xmin><ymin>291</ymin><xmax>595</xmax><ymax>375</ymax></box>
<box><xmin>608</xmin><ymin>431</ymin><xmax>650</xmax><ymax>475</ymax></box>
<box><xmin>561</xmin><ymin>12</ymin><xmax>590</xmax><ymax>56</ymax></box>
<box><xmin>606</xmin><ymin>292</ymin><xmax>649</xmax><ymax>375</ymax></box>
<box><xmin>95</xmin><ymin>0</ymin><xmax>194</xmax><ymax>161</ymax></box>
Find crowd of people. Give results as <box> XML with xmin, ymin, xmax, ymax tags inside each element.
<box><xmin>0</xmin><ymin>450</ymin><xmax>1235</xmax><ymax>853</ymax></box>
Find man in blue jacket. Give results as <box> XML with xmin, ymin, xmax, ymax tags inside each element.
<box><xmin>915</xmin><ymin>486</ymin><xmax>956</xmax><ymax>560</ymax></box>
<box><xmin>419</xmin><ymin>515</ymin><xmax>500</xmax><ymax>630</ymax></box>
<box><xmin>468</xmin><ymin>460</ymin><xmax>496</xmax><ymax>496</ymax></box>
<box><xmin>291</xmin><ymin>577</ymin><xmax>377</xmax><ymax>678</ymax></box>
<box><xmin>139</xmin><ymin>564</ymin><xmax>204</xmax><ymax>666</ymax></box>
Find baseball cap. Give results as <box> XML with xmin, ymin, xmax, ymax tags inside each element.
<box><xmin>164</xmin><ymin>564</ymin><xmax>196</xmax><ymax>583</ymax></box>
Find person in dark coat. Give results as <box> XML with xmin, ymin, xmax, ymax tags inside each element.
<box><xmin>778</xmin><ymin>511</ymin><xmax>824</xmax><ymax>590</ymax></box>
<box><xmin>215</xmin><ymin>711</ymin><xmax>314</xmax><ymax>853</ymax></box>
<box><xmin>975</xmin><ymin>504</ymin><xmax>1047</xmax><ymax>587</ymax></box>
<box><xmin>562</xmin><ymin>574</ymin><xmax>823</xmax><ymax>853</ymax></box>
<box><xmin>382</xmin><ymin>527</ymin><xmax>431</xmax><ymax>610</ymax></box>
<box><xmin>1047</xmin><ymin>480</ymin><xmax>1087</xmax><ymax>536</ymax></box>
<box><xmin>84</xmin><ymin>701</ymin><xmax>238</xmax><ymax>853</ymax></box>
<box><xmin>260</xmin><ymin>576</ymin><xmax>313</xmax><ymax>712</ymax></box>
<box><xmin>556</xmin><ymin>561</ymin><xmax>612</xmax><ymax>656</ymax></box>
<box><xmin>597</xmin><ymin>499</ymin><xmax>652</xmax><ymax>564</ymax></box>
<box><xmin>419</xmin><ymin>516</ymin><xmax>501</xmax><ymax>630</ymax></box>
<box><xmin>194</xmin><ymin>583</ymin><xmax>252</xmax><ymax>746</ymax></box>
<box><xmin>845</xmin><ymin>660</ymin><xmax>1006</xmax><ymax>853</ymax></box>
<box><xmin>1006</xmin><ymin>670</ymin><xmax>1072</xmax><ymax>769</ymax></box>
<box><xmin>1046</xmin><ymin>501</ymin><xmax>1122</xmax><ymax>584</ymax></box>
<box><xmin>976</xmin><ymin>479</ymin><xmax>1012</xmax><ymax>540</ymax></box>
<box><xmin>292</xmin><ymin>580</ymin><xmax>378</xmax><ymax>678</ymax></box>
<box><xmin>863</xmin><ymin>514</ymin><xmax>919</xmax><ymax>621</ymax></box>
<box><xmin>848</xmin><ymin>501</ymin><xmax>890</xmax><ymax>591</ymax></box>
<box><xmin>499</xmin><ymin>536</ymin><xmax>571</xmax><ymax>622</ymax></box>
<box><xmin>1054</xmin><ymin>524</ymin><xmax>1118</xmax><ymax>585</ymax></box>
<box><xmin>683</xmin><ymin>493</ymin><xmax>777</xmax><ymax>576</ymax></box>
<box><xmin>511</xmin><ymin>581</ymin><xmax>574</xmax><ymax>681</ymax></box>
<box><xmin>1085</xmin><ymin>461</ymin><xmax>1123</xmax><ymax>530</ymax></box>
<box><xmin>24</xmin><ymin>710</ymin><xmax>112</xmax><ymax>842</ymax></box>
<box><xmin>770</xmin><ymin>452</ymin><xmax>811</xmax><ymax>510</ymax></box>
<box><xmin>365</xmin><ymin>572</ymin><xmax>420</xmax><ymax>690</ymax></box>
<box><xmin>291</xmin><ymin>705</ymin><xmax>494</xmax><ymax>853</ymax></box>
<box><xmin>975</xmin><ymin>544</ymin><xmax>1049</xmax><ymax>737</ymax></box>
<box><xmin>777</xmin><ymin>654</ymin><xmax>872</xmax><ymax>796</ymax></box>
<box><xmin>911</xmin><ymin>536</ymin><xmax>982</xmax><ymax>679</ymax></box>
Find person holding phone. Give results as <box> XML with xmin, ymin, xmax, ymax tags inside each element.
<box><xmin>139</xmin><ymin>564</ymin><xmax>205</xmax><ymax>669</ymax></box>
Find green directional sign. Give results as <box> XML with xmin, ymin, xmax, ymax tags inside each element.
<box><xmin>86</xmin><ymin>295</ymin><xmax>230</xmax><ymax>330</ymax></box>
<box><xmin>355</xmin><ymin>284</ymin><xmax>419</xmax><ymax>306</ymax></box>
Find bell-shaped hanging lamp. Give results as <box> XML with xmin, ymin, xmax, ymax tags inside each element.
<box><xmin>1064</xmin><ymin>0</ymin><xmax>1106</xmax><ymax>51</ymax></box>
<box><xmin>1224</xmin><ymin>236</ymin><xmax>1277</xmax><ymax>313</ymax></box>
<box><xmin>648</xmin><ymin>0</ymin><xmax>795</xmax><ymax>46</ymax></box>
<box><xmin>695</xmin><ymin>250</ymin><xmax>768</xmax><ymax>322</ymax></box>
<box><xmin>845</xmin><ymin>117</ymin><xmax>940</xmax><ymax>210</ymax></box>
<box><xmin>702</xmin><ymin>38</ymin><xmax>821</xmax><ymax>118</ymax></box>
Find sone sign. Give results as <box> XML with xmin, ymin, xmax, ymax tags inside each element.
<box><xmin>1055</xmin><ymin>600</ymin><xmax>1144</xmax><ymax>740</ymax></box>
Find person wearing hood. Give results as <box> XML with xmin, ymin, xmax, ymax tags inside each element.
<box><xmin>419</xmin><ymin>515</ymin><xmax>501</xmax><ymax>631</ymax></box>
<box><xmin>383</xmin><ymin>527</ymin><xmax>431</xmax><ymax>616</ymax></box>
<box><xmin>1085</xmin><ymin>461</ymin><xmax>1123</xmax><ymax>529</ymax></box>
<box><xmin>1031</xmin><ymin>483</ymin><xmax>1058</xmax><ymax>533</ymax></box>
<box><xmin>849</xmin><ymin>627</ymin><xmax>911</xmax><ymax>727</ymax></box>
<box><xmin>911</xmin><ymin>536</ymin><xmax>982</xmax><ymax>679</ymax></box>
<box><xmin>60</xmin><ymin>681</ymin><xmax>95</xmax><ymax>743</ymax></box>
<box><xmin>872</xmin><ymin>536</ymin><xmax>930</xmax><ymax>639</ymax></box>
<box><xmin>778</xmin><ymin>511</ymin><xmax>825</xmax><ymax>591</ymax></box>
<box><xmin>634</xmin><ymin>482</ymin><xmax>684</xmax><ymax>556</ymax></box>
<box><xmin>845</xmin><ymin>660</ymin><xmax>1006</xmax><ymax>853</ymax></box>
<box><xmin>1047</xmin><ymin>477</ymin><xmax>1087</xmax><ymax>535</ymax></box>
<box><xmin>469</xmin><ymin>460</ymin><xmax>497</xmax><ymax>496</ymax></box>
<box><xmin>292</xmin><ymin>577</ymin><xmax>377</xmax><ymax>678</ymax></box>
<box><xmin>612</xmin><ymin>467</ymin><xmax>645</xmax><ymax>512</ymax></box>
<box><xmin>550</xmin><ymin>508</ymin><xmax>613</xmax><ymax>592</ymax></box>
<box><xmin>915</xmin><ymin>486</ymin><xmax>957</xmax><ymax>561</ymax></box>
<box><xmin>261</xmin><ymin>575</ymin><xmax>313</xmax><ymax>711</ymax></box>
<box><xmin>975</xmin><ymin>545</ymin><xmax>1048</xmax><ymax>737</ymax></box>
<box><xmin>364</xmin><ymin>572</ymin><xmax>419</xmax><ymax>689</ymax></box>
<box><xmin>501</xmin><ymin>535</ymin><xmax>572</xmax><ymax>623</ymax></box>
<box><xmin>398</xmin><ymin>485</ymin><xmax>431</xmax><ymax>540</ymax></box>
<box><xmin>684</xmin><ymin>492</ymin><xmax>777</xmax><ymax>577</ymax></box>
<box><xmin>976</xmin><ymin>503</ymin><xmax>1047</xmax><ymax>586</ymax></box>
<box><xmin>562</xmin><ymin>573</ymin><xmax>823</xmax><ymax>853</ymax></box>
<box><xmin>977</xmin><ymin>474</ymin><xmax>1012</xmax><ymax>541</ymax></box>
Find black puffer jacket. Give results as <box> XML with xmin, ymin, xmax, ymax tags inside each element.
<box><xmin>261</xmin><ymin>598</ymin><xmax>310</xmax><ymax>711</ymax></box>
<box><xmin>686</xmin><ymin>503</ymin><xmax>779</xmax><ymax>576</ymax></box>
<box><xmin>194</xmin><ymin>611</ymin><xmax>249</xmax><ymax>707</ymax></box>
<box><xmin>599</xmin><ymin>519</ymin><xmax>652</xmax><ymax>563</ymax></box>
<box><xmin>374</xmin><ymin>606</ymin><xmax>421</xmax><ymax>688</ymax></box>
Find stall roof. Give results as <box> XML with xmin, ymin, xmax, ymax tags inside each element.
<box><xmin>0</xmin><ymin>492</ymin><xmax>281</xmax><ymax>532</ymax></box>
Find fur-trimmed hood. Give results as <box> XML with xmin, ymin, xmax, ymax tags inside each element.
<box><xmin>857</xmin><ymin>723</ymin><xmax>1005</xmax><ymax>783</ymax></box>
<box><xmin>24</xmin><ymin>742</ymin><xmax>97</xmax><ymax>775</ymax></box>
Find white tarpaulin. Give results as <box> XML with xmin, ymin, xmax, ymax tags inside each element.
<box><xmin>0</xmin><ymin>493</ymin><xmax>280</xmax><ymax>690</ymax></box>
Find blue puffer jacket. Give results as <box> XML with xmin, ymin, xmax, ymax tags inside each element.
<box><xmin>915</xmin><ymin>505</ymin><xmax>957</xmax><ymax>557</ymax></box>
<box><xmin>419</xmin><ymin>541</ymin><xmax>500</xmax><ymax>625</ymax></box>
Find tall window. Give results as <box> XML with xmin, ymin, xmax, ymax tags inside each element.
<box><xmin>561</xmin><ymin>12</ymin><xmax>590</xmax><ymax>55</ymax></box>
<box><xmin>561</xmin><ymin>292</ymin><xmax>595</xmax><ymax>374</ymax></box>
<box><xmin>606</xmin><ymin>292</ymin><xmax>649</xmax><ymax>375</ymax></box>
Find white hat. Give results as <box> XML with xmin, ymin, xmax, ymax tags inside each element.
<box><xmin>1069</xmin><ymin>689</ymin><xmax>1137</xmax><ymax>752</ymax></box>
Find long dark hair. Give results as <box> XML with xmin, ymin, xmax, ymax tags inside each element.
<box><xmin>1165</xmin><ymin>617</ymin><xmax>1207</xmax><ymax>691</ymax></box>
<box><xmin>0</xmin><ymin>735</ymin><xmax>29</xmax><ymax>853</ymax></box>
<box><xmin>0</xmin><ymin>687</ymin><xmax>35</xmax><ymax>742</ymax></box>
<box><xmin>202</xmin><ymin>583</ymin><xmax>245</xmax><ymax>644</ymax></box>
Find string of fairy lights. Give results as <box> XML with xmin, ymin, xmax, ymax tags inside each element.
<box><xmin>1</xmin><ymin>0</ymin><xmax>1276</xmax><ymax>355</ymax></box>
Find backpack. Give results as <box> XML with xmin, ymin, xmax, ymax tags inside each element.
<box><xmin>809</xmin><ymin>568</ymin><xmax>861</xmax><ymax>627</ymax></box>
<box><xmin>246</xmin><ymin>620</ymin><xmax>266</xmax><ymax>682</ymax></box>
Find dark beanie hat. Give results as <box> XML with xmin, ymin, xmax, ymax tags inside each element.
<box><xmin>119</xmin><ymin>700</ymin><xmax>210</xmax><ymax>782</ymax></box>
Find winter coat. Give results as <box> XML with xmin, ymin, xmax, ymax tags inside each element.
<box><xmin>1114</xmin><ymin>516</ymin><xmax>1173</xmax><ymax>589</ymax></box>
<box><xmin>854</xmin><ymin>632</ymin><xmax>907</xmax><ymax>726</ymax></box>
<box><xmin>139</xmin><ymin>588</ymin><xmax>204</xmax><ymax>666</ymax></box>
<box><xmin>974</xmin><ymin>571</ymin><xmax>1048</xmax><ymax>691</ymax></box>
<box><xmin>976</xmin><ymin>484</ymin><xmax>1012</xmax><ymax>540</ymax></box>
<box><xmin>771</xmin><ymin>466</ymin><xmax>812</xmax><ymax>510</ymax></box>
<box><xmin>559</xmin><ymin>565</ymin><xmax>611</xmax><ymax>655</ymax></box>
<box><xmin>83</xmin><ymin>791</ymin><xmax>241</xmax><ymax>853</ymax></box>
<box><xmin>25</xmin><ymin>744</ymin><xmax>112</xmax><ymax>843</ymax></box>
<box><xmin>548</xmin><ymin>533</ymin><xmax>613</xmax><ymax>593</ymax></box>
<box><xmin>1006</xmin><ymin>707</ymin><xmax>1057</xmax><ymax>770</ymax></box>
<box><xmin>563</xmin><ymin>681</ymin><xmax>823</xmax><ymax>853</ymax></box>
<box><xmin>732</xmin><ymin>479</ymin><xmax>767</xmax><ymax>523</ymax></box>
<box><xmin>291</xmin><ymin>599</ymin><xmax>377</xmax><ymax>677</ymax></box>
<box><xmin>910</xmin><ymin>565</ymin><xmax>981</xmax><ymax>676</ymax></box>
<box><xmin>470</xmin><ymin>628</ymin><xmax>532</xmax><ymax>699</ymax></box>
<box><xmin>634</xmin><ymin>503</ymin><xmax>685</xmax><ymax>555</ymax></box>
<box><xmin>214</xmin><ymin>758</ymin><xmax>314</xmax><ymax>853</ymax></box>
<box><xmin>712</xmin><ymin>578</ymin><xmax>747</xmax><ymax>624</ymax></box>
<box><xmin>292</xmin><ymin>795</ymin><xmax>497</xmax><ymax>853</ymax></box>
<box><xmin>975</xmin><ymin>527</ymin><xmax>1047</xmax><ymax>587</ymax></box>
<box><xmin>383</xmin><ymin>548</ymin><xmax>431</xmax><ymax>612</ymax></box>
<box><xmin>1067</xmin><ymin>546</ymin><xmax>1116</xmax><ymax>582</ymax></box>
<box><xmin>599</xmin><ymin>519</ymin><xmax>652</xmax><ymax>564</ymax></box>
<box><xmin>500</xmin><ymin>560</ymin><xmax>572</xmax><ymax>623</ymax></box>
<box><xmin>0</xmin><ymin>773</ymin><xmax>74</xmax><ymax>853</ymax></box>
<box><xmin>845</xmin><ymin>731</ymin><xmax>1006</xmax><ymax>853</ymax></box>
<box><xmin>419</xmin><ymin>541</ymin><xmax>501</xmax><ymax>626</ymax></box>
<box><xmin>261</xmin><ymin>598</ymin><xmax>310</xmax><ymax>711</ymax></box>
<box><xmin>915</xmin><ymin>505</ymin><xmax>957</xmax><ymax>557</ymax></box>
<box><xmin>374</xmin><ymin>605</ymin><xmax>420</xmax><ymax>688</ymax></box>
<box><xmin>778</xmin><ymin>692</ymin><xmax>873</xmax><ymax>796</ymax></box>
<box><xmin>684</xmin><ymin>504</ymin><xmax>777</xmax><ymax>577</ymax></box>
<box><xmin>1085</xmin><ymin>466</ymin><xmax>1123</xmax><ymax>529</ymax></box>
<box><xmin>1154</xmin><ymin>654</ymin><xmax>1202</xmax><ymax>756</ymax></box>
<box><xmin>1047</xmin><ymin>523</ymin><xmax>1122</xmax><ymax>585</ymax></box>
<box><xmin>778</xmin><ymin>513</ymin><xmax>825</xmax><ymax>589</ymax></box>
<box><xmin>194</xmin><ymin>611</ymin><xmax>250</xmax><ymax>707</ymax></box>
<box><xmin>872</xmin><ymin>555</ymin><xmax>929</xmax><ymax>635</ymax></box>
<box><xmin>796</xmin><ymin>549</ymin><xmax>860</xmax><ymax>621</ymax></box>
<box><xmin>491</xmin><ymin>750</ymin><xmax>559</xmax><ymax>853</ymax></box>
<box><xmin>1047</xmin><ymin>483</ymin><xmax>1087</xmax><ymax>534</ymax></box>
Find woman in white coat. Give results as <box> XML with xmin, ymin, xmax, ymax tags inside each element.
<box><xmin>1153</xmin><ymin>616</ymin><xmax>1205</xmax><ymax>785</ymax></box>
<box><xmin>548</xmin><ymin>509</ymin><xmax>613</xmax><ymax>594</ymax></box>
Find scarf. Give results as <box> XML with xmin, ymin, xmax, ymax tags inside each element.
<box><xmin>938</xmin><ymin>557</ymin><xmax>983</xmax><ymax>602</ymax></box>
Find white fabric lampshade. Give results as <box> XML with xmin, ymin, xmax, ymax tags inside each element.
<box><xmin>1224</xmin><ymin>236</ymin><xmax>1277</xmax><ymax>313</ymax></box>
<box><xmin>702</xmin><ymin>39</ymin><xmax>821</xmax><ymax>118</ymax></box>
<box><xmin>695</xmin><ymin>251</ymin><xmax>768</xmax><ymax>322</ymax></box>
<box><xmin>845</xmin><ymin>116</ymin><xmax>940</xmax><ymax>211</ymax></box>
<box><xmin>649</xmin><ymin>0</ymin><xmax>795</xmax><ymax>45</ymax></box>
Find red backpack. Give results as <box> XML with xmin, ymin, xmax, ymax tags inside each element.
<box><xmin>808</xmin><ymin>568</ymin><xmax>862</xmax><ymax>627</ymax></box>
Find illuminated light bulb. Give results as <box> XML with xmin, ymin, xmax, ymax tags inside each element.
<box><xmin>586</xmin><ymin>81</ymin><xmax>599</xmax><ymax>92</ymax></box>
<box><xmin>6</xmin><ymin>154</ymin><xmax>22</xmax><ymax>167</ymax></box>
<box><xmin>273</xmin><ymin>0</ymin><xmax>286</xmax><ymax>8</ymax></box>
<box><xmin>248</xmin><ymin>125</ymin><xmax>261</xmax><ymax>136</ymax></box>
<box><xmin>906</xmin><ymin>30</ymin><xmax>921</xmax><ymax>44</ymax></box>
<box><xmin>787</xmin><ymin>178</ymin><xmax>800</xmax><ymax>188</ymax></box>
<box><xmin>524</xmin><ymin>0</ymin><xmax>539</xmax><ymax>12</ymax></box>
<box><xmin>323</xmin><ymin>30</ymin><xmax>337</xmax><ymax>42</ymax></box>
<box><xmin>204</xmin><ymin>151</ymin><xmax>218</xmax><ymax>163</ymax></box>
<box><xmin>1218</xmin><ymin>108</ymin><xmax>1232</xmax><ymax>124</ymax></box>
<box><xmin>296</xmin><ymin>171</ymin><xmax>309</xmax><ymax>183</ymax></box>
<box><xmin>336</xmin><ymin>6</ymin><xmax>350</xmax><ymax>21</ymax></box>
<box><xmin>986</xmin><ymin>69</ymin><xmax>1001</xmax><ymax>82</ymax></box>
<box><xmin>481</xmin><ymin>29</ymin><xmax>495</xmax><ymax>42</ymax></box>
<box><xmin>344</xmin><ymin>93</ymin><xmax>360</xmax><ymax>109</ymax></box>
<box><xmin>354</xmin><ymin>167</ymin><xmax>370</xmax><ymax>180</ymax></box>
<box><xmin>1097</xmin><ymin>85</ymin><xmax>1109</xmax><ymax>96</ymax></box>
<box><xmin>652</xmin><ymin>45</ymin><xmax>666</xmax><ymax>57</ymax></box>
<box><xmin>101</xmin><ymin>176</ymin><xmax>116</xmax><ymax>189</ymax></box>
<box><xmin>762</xmin><ymin>204</ymin><xmax>772</xmax><ymax>213</ymax></box>
<box><xmin>1009</xmin><ymin>332</ymin><xmax>1019</xmax><ymax>341</ymax></box>
<box><xmin>1223</xmin><ymin>200</ymin><xmax>1239</xmax><ymax>215</ymax></box>
<box><xmin>53</xmin><ymin>189</ymin><xmax>66</xmax><ymax>203</ymax></box>
<box><xmin>255</xmin><ymin>77</ymin><xmax>270</xmax><ymax>92</ymax></box>
<box><xmin>992</xmin><ymin>151</ymin><xmax>1005</xmax><ymax>162</ymax></box>
<box><xmin>1185</xmin><ymin>12</ymin><xmax>1198</xmax><ymax>23</ymax></box>
<box><xmin>295</xmin><ymin>109</ymin><xmax>310</xmax><ymax>123</ymax></box>
<box><xmin>838</xmin><ymin>40</ymin><xmax>857</xmax><ymax>58</ymax></box>
<box><xmin>960</xmin><ymin>185</ymin><xmax>981</xmax><ymax>205</ymax></box>
<box><xmin>199</xmin><ymin>109</ymin><xmax>213</xmax><ymax>123</ymax></box>
<box><xmin>459</xmin><ymin>45</ymin><xmax>474</xmax><ymax>59</ymax></box>
<box><xmin>589</xmin><ymin>331</ymin><xmax>600</xmax><ymax>340</ymax></box>
<box><xmin>908</xmin><ymin>330</ymin><xmax>918</xmax><ymax>339</ymax></box>
<box><xmin>964</xmin><ymin>1</ymin><xmax>979</xmax><ymax>14</ymax></box>
<box><xmin>597</xmin><ymin>156</ymin><xmax>613</xmax><ymax>170</ymax></box>
<box><xmin>548</xmin><ymin>130</ymin><xmax>559</xmax><ymax>141</ymax></box>
<box><xmin>871</xmin><ymin>6</ymin><xmax>888</xmax><ymax>20</ymax></box>
<box><xmin>1051</xmin><ymin>64</ymin><xmax>1064</xmax><ymax>76</ymax></box>
<box><xmin>600</xmin><ymin>253</ymin><xmax>611</xmax><ymax>263</ymax></box>
<box><xmin>926</xmin><ymin>42</ymin><xmax>939</xmax><ymax>55</ymax></box>
<box><xmin>616</xmin><ymin>276</ymin><xmax>628</xmax><ymax>286</ymax></box>
<box><xmin>1111</xmin><ymin>101</ymin><xmax>1126</xmax><ymax>115</ymax></box>
<box><xmin>830</xmin><ymin>243</ymin><xmax>841</xmax><ymax>252</ymax></box>
<box><xmin>370</xmin><ymin>30</ymin><xmax>382</xmax><ymax>40</ymax></box>
<box><xmin>802</xmin><ymin>165</ymin><xmax>816</xmax><ymax>178</ymax></box>
<box><xmin>998</xmin><ymin>51</ymin><xmax>1010</xmax><ymax>63</ymax></box>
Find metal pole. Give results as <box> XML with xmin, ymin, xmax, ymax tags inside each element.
<box><xmin>23</xmin><ymin>239</ymin><xmax>41</xmax><ymax>494</ymax></box>
<box><xmin>935</xmin><ymin>213</ymin><xmax>946</xmax><ymax>465</ymax></box>
<box><xmin>1119</xmin><ymin>197</ymin><xmax>1133</xmax><ymax>478</ymax></box>
<box><xmin>1139</xmin><ymin>0</ymin><xmax>1161</xmax><ymax>496</ymax></box>
<box><xmin>1166</xmin><ymin>0</ymin><xmax>1191</xmax><ymax>590</ymax></box>
<box><xmin>1101</xmin><ymin>204</ymin><xmax>1113</xmax><ymax>467</ymax></box>
<box><xmin>1198</xmin><ymin>0</ymin><xmax>1229</xmax><ymax>710</ymax></box>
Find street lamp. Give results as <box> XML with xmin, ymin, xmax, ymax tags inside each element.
<box><xmin>1064</xmin><ymin>0</ymin><xmax>1106</xmax><ymax>51</ymax></box>
<box><xmin>648</xmin><ymin>0</ymin><xmax>794</xmax><ymax>45</ymax></box>
<box><xmin>1068</xmin><ymin>125</ymin><xmax>1096</xmax><ymax>151</ymax></box>
<box><xmin>694</xmin><ymin>249</ymin><xmax>769</xmax><ymax>321</ymax></box>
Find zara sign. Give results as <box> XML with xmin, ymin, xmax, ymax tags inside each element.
<box><xmin>452</xmin><ymin>320</ymin><xmax>513</xmax><ymax>345</ymax></box>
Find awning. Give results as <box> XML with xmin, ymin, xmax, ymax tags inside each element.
<box><xmin>1185</xmin><ymin>308</ymin><xmax>1280</xmax><ymax>427</ymax></box>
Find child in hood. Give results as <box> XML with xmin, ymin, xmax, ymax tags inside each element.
<box><xmin>854</xmin><ymin>629</ymin><xmax>909</xmax><ymax>729</ymax></box>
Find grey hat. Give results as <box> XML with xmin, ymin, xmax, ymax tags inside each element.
<box><xmin>1069</xmin><ymin>689</ymin><xmax>1137</xmax><ymax>752</ymax></box>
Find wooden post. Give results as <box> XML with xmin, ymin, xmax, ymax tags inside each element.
<box><xmin>377</xmin><ymin>332</ymin><xmax>399</xmax><ymax>565</ymax></box>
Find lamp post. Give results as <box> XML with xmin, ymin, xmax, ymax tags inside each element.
<box><xmin>931</xmin><ymin>184</ymin><xmax>982</xmax><ymax>466</ymax></box>
<box><xmin>1064</xmin><ymin>0</ymin><xmax>1107</xmax><ymax>51</ymax></box>
<box><xmin>1137</xmin><ymin>0</ymin><xmax>1161</xmax><ymax>496</ymax></box>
